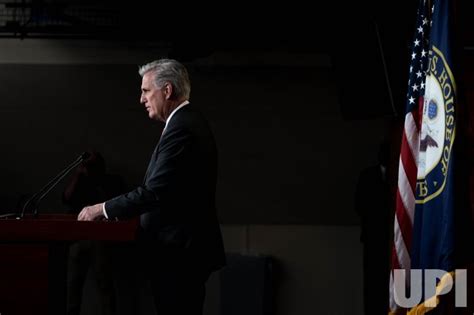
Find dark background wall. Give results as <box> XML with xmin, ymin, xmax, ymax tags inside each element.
<box><xmin>0</xmin><ymin>2</ymin><xmax>421</xmax><ymax>228</ymax></box>
<box><xmin>3</xmin><ymin>1</ymin><xmax>468</xmax><ymax>314</ymax></box>
<box><xmin>0</xmin><ymin>60</ymin><xmax>391</xmax><ymax>224</ymax></box>
<box><xmin>0</xmin><ymin>47</ymin><xmax>390</xmax><ymax>313</ymax></box>
<box><xmin>0</xmin><ymin>1</ymin><xmax>419</xmax><ymax>225</ymax></box>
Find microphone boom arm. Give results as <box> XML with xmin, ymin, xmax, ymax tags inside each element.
<box><xmin>19</xmin><ymin>152</ymin><xmax>90</xmax><ymax>219</ymax></box>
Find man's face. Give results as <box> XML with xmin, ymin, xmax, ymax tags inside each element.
<box><xmin>140</xmin><ymin>72</ymin><xmax>166</xmax><ymax>122</ymax></box>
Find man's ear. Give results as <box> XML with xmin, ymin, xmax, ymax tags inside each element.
<box><xmin>163</xmin><ymin>83</ymin><xmax>173</xmax><ymax>100</ymax></box>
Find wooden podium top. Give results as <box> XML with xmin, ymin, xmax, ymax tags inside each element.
<box><xmin>0</xmin><ymin>213</ymin><xmax>138</xmax><ymax>241</ymax></box>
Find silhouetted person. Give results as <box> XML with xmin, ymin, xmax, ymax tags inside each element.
<box><xmin>355</xmin><ymin>142</ymin><xmax>391</xmax><ymax>315</ymax></box>
<box><xmin>63</xmin><ymin>151</ymin><xmax>125</xmax><ymax>214</ymax></box>
<box><xmin>63</xmin><ymin>151</ymin><xmax>126</xmax><ymax>315</ymax></box>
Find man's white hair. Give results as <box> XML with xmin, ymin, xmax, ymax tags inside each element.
<box><xmin>139</xmin><ymin>59</ymin><xmax>191</xmax><ymax>99</ymax></box>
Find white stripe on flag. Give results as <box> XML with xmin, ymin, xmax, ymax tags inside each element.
<box><xmin>404</xmin><ymin>112</ymin><xmax>420</xmax><ymax>165</ymax></box>
<box><xmin>394</xmin><ymin>215</ymin><xmax>411</xmax><ymax>270</ymax></box>
<box><xmin>398</xmin><ymin>158</ymin><xmax>416</xmax><ymax>224</ymax></box>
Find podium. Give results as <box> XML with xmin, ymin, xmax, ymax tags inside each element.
<box><xmin>0</xmin><ymin>214</ymin><xmax>138</xmax><ymax>315</ymax></box>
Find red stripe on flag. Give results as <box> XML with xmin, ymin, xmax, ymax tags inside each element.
<box><xmin>391</xmin><ymin>244</ymin><xmax>401</xmax><ymax>270</ymax></box>
<box><xmin>400</xmin><ymin>131</ymin><xmax>418</xmax><ymax>193</ymax></box>
<box><xmin>414</xmin><ymin>96</ymin><xmax>424</xmax><ymax>130</ymax></box>
<box><xmin>395</xmin><ymin>190</ymin><xmax>413</xmax><ymax>254</ymax></box>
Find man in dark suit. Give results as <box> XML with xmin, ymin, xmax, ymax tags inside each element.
<box><xmin>78</xmin><ymin>59</ymin><xmax>225</xmax><ymax>315</ymax></box>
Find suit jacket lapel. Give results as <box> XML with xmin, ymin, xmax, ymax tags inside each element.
<box><xmin>143</xmin><ymin>133</ymin><xmax>163</xmax><ymax>184</ymax></box>
<box><xmin>142</xmin><ymin>106</ymin><xmax>186</xmax><ymax>183</ymax></box>
<box><xmin>143</xmin><ymin>146</ymin><xmax>156</xmax><ymax>184</ymax></box>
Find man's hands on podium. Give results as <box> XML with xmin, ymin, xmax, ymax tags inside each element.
<box><xmin>78</xmin><ymin>203</ymin><xmax>105</xmax><ymax>221</ymax></box>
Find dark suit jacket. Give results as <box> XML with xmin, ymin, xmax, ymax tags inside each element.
<box><xmin>105</xmin><ymin>104</ymin><xmax>225</xmax><ymax>274</ymax></box>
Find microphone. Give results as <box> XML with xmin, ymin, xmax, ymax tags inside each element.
<box><xmin>18</xmin><ymin>152</ymin><xmax>91</xmax><ymax>219</ymax></box>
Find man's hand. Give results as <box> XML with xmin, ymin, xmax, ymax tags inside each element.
<box><xmin>78</xmin><ymin>203</ymin><xmax>105</xmax><ymax>221</ymax></box>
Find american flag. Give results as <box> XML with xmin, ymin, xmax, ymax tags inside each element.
<box><xmin>389</xmin><ymin>0</ymin><xmax>432</xmax><ymax>312</ymax></box>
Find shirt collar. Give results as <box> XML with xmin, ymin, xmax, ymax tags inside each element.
<box><xmin>165</xmin><ymin>100</ymin><xmax>189</xmax><ymax>129</ymax></box>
